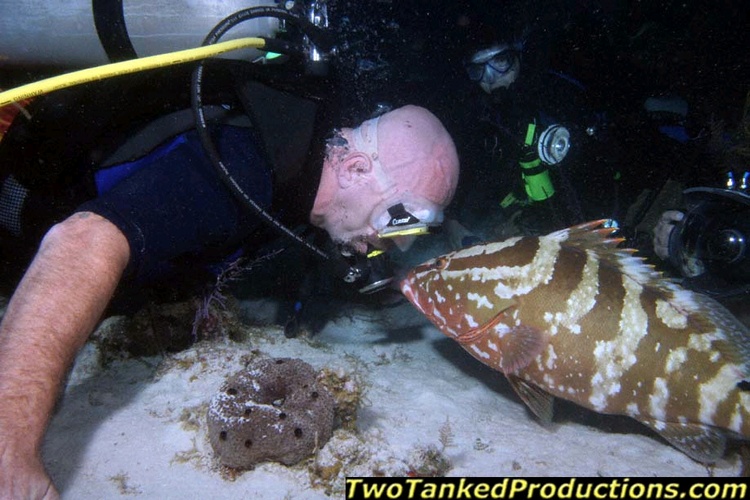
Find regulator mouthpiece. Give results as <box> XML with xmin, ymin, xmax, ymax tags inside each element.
<box><xmin>335</xmin><ymin>245</ymin><xmax>395</xmax><ymax>294</ymax></box>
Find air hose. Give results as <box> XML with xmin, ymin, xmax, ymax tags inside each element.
<box><xmin>191</xmin><ymin>5</ymin><xmax>332</xmax><ymax>262</ymax></box>
<box><xmin>0</xmin><ymin>37</ymin><xmax>270</xmax><ymax>108</ymax></box>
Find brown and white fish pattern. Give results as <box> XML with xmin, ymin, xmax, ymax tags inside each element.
<box><xmin>400</xmin><ymin>220</ymin><xmax>750</xmax><ymax>462</ymax></box>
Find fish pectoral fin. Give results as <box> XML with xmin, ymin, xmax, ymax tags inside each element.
<box><xmin>499</xmin><ymin>324</ymin><xmax>549</xmax><ymax>374</ymax></box>
<box><xmin>456</xmin><ymin>310</ymin><xmax>548</xmax><ymax>374</ymax></box>
<box><xmin>507</xmin><ymin>375</ymin><xmax>554</xmax><ymax>425</ymax></box>
<box><xmin>456</xmin><ymin>303</ymin><xmax>514</xmax><ymax>345</ymax></box>
<box><xmin>639</xmin><ymin>419</ymin><xmax>727</xmax><ymax>464</ymax></box>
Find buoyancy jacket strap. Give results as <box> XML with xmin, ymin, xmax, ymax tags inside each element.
<box><xmin>92</xmin><ymin>0</ymin><xmax>139</xmax><ymax>62</ymax></box>
<box><xmin>101</xmin><ymin>106</ymin><xmax>251</xmax><ymax>167</ymax></box>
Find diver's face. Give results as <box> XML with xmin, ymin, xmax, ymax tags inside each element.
<box><xmin>312</xmin><ymin>153</ymin><xmax>438</xmax><ymax>254</ymax></box>
<box><xmin>466</xmin><ymin>46</ymin><xmax>520</xmax><ymax>93</ymax></box>
<box><xmin>312</xmin><ymin>105</ymin><xmax>457</xmax><ymax>255</ymax></box>
<box><xmin>324</xmin><ymin>199</ymin><xmax>383</xmax><ymax>255</ymax></box>
<box><xmin>311</xmin><ymin>133</ymin><xmax>392</xmax><ymax>254</ymax></box>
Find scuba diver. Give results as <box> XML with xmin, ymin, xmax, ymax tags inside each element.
<box><xmin>0</xmin><ymin>5</ymin><xmax>460</xmax><ymax>497</ymax></box>
<box><xmin>458</xmin><ymin>20</ymin><xmax>615</xmax><ymax>235</ymax></box>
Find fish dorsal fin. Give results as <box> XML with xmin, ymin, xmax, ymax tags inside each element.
<box><xmin>557</xmin><ymin>220</ymin><xmax>667</xmax><ymax>288</ymax></box>
<box><xmin>639</xmin><ymin>419</ymin><xmax>727</xmax><ymax>463</ymax></box>
<box><xmin>561</xmin><ymin>221</ymin><xmax>750</xmax><ymax>373</ymax></box>
<box><xmin>507</xmin><ymin>375</ymin><xmax>554</xmax><ymax>425</ymax></box>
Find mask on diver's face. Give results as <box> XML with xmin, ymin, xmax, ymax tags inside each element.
<box><xmin>375</xmin><ymin>202</ymin><xmax>442</xmax><ymax>251</ymax></box>
<box><xmin>333</xmin><ymin>203</ymin><xmax>442</xmax><ymax>293</ymax></box>
<box><xmin>465</xmin><ymin>44</ymin><xmax>520</xmax><ymax>93</ymax></box>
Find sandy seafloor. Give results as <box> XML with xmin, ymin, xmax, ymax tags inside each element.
<box><xmin>27</xmin><ymin>292</ymin><xmax>742</xmax><ymax>500</ymax></box>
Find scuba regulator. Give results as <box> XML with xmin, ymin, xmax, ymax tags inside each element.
<box><xmin>191</xmin><ymin>1</ymin><xmax>400</xmax><ymax>295</ymax></box>
<box><xmin>334</xmin><ymin>246</ymin><xmax>395</xmax><ymax>294</ymax></box>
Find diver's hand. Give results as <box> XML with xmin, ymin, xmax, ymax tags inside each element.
<box><xmin>653</xmin><ymin>210</ymin><xmax>684</xmax><ymax>260</ymax></box>
<box><xmin>0</xmin><ymin>445</ymin><xmax>59</xmax><ymax>500</ymax></box>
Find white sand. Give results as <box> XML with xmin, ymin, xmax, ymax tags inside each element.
<box><xmin>40</xmin><ymin>297</ymin><xmax>740</xmax><ymax>499</ymax></box>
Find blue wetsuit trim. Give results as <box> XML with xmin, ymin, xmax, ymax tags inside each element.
<box><xmin>78</xmin><ymin>126</ymin><xmax>272</xmax><ymax>283</ymax></box>
<box><xmin>94</xmin><ymin>134</ymin><xmax>188</xmax><ymax>194</ymax></box>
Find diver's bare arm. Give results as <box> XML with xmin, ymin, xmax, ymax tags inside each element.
<box><xmin>0</xmin><ymin>212</ymin><xmax>129</xmax><ymax>490</ymax></box>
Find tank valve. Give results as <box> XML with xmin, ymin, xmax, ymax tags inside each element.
<box><xmin>304</xmin><ymin>0</ymin><xmax>332</xmax><ymax>76</ymax></box>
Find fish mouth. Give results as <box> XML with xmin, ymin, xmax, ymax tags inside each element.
<box><xmin>399</xmin><ymin>275</ymin><xmax>432</xmax><ymax>317</ymax></box>
<box><xmin>399</xmin><ymin>276</ymin><xmax>414</xmax><ymax>299</ymax></box>
<box><xmin>399</xmin><ymin>276</ymin><xmax>421</xmax><ymax>311</ymax></box>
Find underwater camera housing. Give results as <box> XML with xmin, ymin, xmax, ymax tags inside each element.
<box><xmin>677</xmin><ymin>187</ymin><xmax>750</xmax><ymax>294</ymax></box>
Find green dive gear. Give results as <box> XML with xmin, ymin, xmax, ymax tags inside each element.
<box><xmin>520</xmin><ymin>122</ymin><xmax>555</xmax><ymax>202</ymax></box>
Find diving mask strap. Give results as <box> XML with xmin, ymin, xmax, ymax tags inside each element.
<box><xmin>352</xmin><ymin>115</ymin><xmax>381</xmax><ymax>164</ymax></box>
<box><xmin>352</xmin><ymin>115</ymin><xmax>394</xmax><ymax>189</ymax></box>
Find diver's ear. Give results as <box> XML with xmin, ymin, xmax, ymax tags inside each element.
<box><xmin>337</xmin><ymin>152</ymin><xmax>373</xmax><ymax>188</ymax></box>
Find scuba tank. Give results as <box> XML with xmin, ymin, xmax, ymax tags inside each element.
<box><xmin>0</xmin><ymin>0</ymin><xmax>279</xmax><ymax>67</ymax></box>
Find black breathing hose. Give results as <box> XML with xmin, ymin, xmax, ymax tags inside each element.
<box><xmin>190</xmin><ymin>5</ymin><xmax>330</xmax><ymax>261</ymax></box>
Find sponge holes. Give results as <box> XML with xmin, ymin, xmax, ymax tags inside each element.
<box><xmin>207</xmin><ymin>358</ymin><xmax>335</xmax><ymax>468</ymax></box>
<box><xmin>218</xmin><ymin>431</ymin><xmax>253</xmax><ymax>449</ymax></box>
<box><xmin>216</xmin><ymin>426</ymin><xmax>303</xmax><ymax>443</ymax></box>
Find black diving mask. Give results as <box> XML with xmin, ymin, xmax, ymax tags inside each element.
<box><xmin>376</xmin><ymin>203</ymin><xmax>439</xmax><ymax>241</ymax></box>
<box><xmin>466</xmin><ymin>46</ymin><xmax>516</xmax><ymax>82</ymax></box>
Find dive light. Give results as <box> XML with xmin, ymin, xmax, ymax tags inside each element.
<box><xmin>537</xmin><ymin>124</ymin><xmax>570</xmax><ymax>165</ymax></box>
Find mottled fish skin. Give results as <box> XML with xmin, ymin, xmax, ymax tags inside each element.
<box><xmin>400</xmin><ymin>220</ymin><xmax>750</xmax><ymax>463</ymax></box>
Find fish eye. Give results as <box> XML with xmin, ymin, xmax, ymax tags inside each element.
<box><xmin>431</xmin><ymin>257</ymin><xmax>448</xmax><ymax>270</ymax></box>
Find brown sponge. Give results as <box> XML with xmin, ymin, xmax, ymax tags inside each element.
<box><xmin>207</xmin><ymin>357</ymin><xmax>335</xmax><ymax>468</ymax></box>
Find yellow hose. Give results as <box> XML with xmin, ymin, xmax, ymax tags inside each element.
<box><xmin>0</xmin><ymin>37</ymin><xmax>267</xmax><ymax>108</ymax></box>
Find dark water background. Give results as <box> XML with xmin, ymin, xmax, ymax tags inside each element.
<box><xmin>327</xmin><ymin>0</ymin><xmax>749</xmax><ymax>229</ymax></box>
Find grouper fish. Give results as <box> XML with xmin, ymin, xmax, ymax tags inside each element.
<box><xmin>400</xmin><ymin>220</ymin><xmax>750</xmax><ymax>462</ymax></box>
